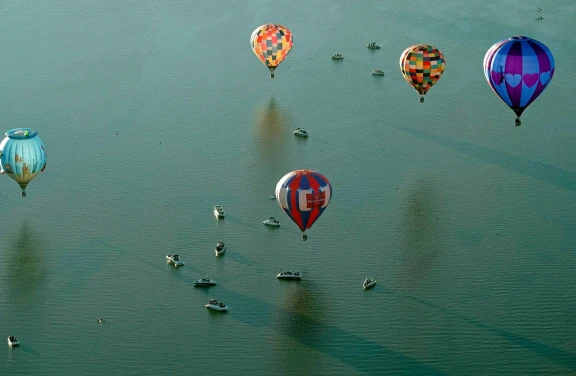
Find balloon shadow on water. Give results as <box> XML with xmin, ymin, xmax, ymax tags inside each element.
<box><xmin>254</xmin><ymin>96</ymin><xmax>291</xmax><ymax>154</ymax></box>
<box><xmin>374</xmin><ymin>288</ymin><xmax>576</xmax><ymax>372</ymax></box>
<box><xmin>394</xmin><ymin>125</ymin><xmax>576</xmax><ymax>192</ymax></box>
<box><xmin>253</xmin><ymin>97</ymin><xmax>293</xmax><ymax>175</ymax></box>
<box><xmin>5</xmin><ymin>221</ymin><xmax>48</xmax><ymax>305</ymax></box>
<box><xmin>396</xmin><ymin>178</ymin><xmax>445</xmax><ymax>287</ymax></box>
<box><xmin>271</xmin><ymin>280</ymin><xmax>332</xmax><ymax>374</ymax></box>
<box><xmin>251</xmin><ymin>97</ymin><xmax>296</xmax><ymax>209</ymax></box>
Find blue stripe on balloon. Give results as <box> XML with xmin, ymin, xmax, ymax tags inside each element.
<box><xmin>492</xmin><ymin>42</ymin><xmax>513</xmax><ymax>107</ymax></box>
<box><xmin>519</xmin><ymin>41</ymin><xmax>538</xmax><ymax>108</ymax></box>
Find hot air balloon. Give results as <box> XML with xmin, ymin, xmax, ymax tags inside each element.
<box><xmin>483</xmin><ymin>36</ymin><xmax>554</xmax><ymax>126</ymax></box>
<box><xmin>250</xmin><ymin>24</ymin><xmax>293</xmax><ymax>78</ymax></box>
<box><xmin>400</xmin><ymin>44</ymin><xmax>446</xmax><ymax>103</ymax></box>
<box><xmin>0</xmin><ymin>128</ymin><xmax>47</xmax><ymax>197</ymax></box>
<box><xmin>275</xmin><ymin>170</ymin><xmax>332</xmax><ymax>241</ymax></box>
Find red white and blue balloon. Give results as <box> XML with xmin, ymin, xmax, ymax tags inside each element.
<box><xmin>275</xmin><ymin>170</ymin><xmax>332</xmax><ymax>239</ymax></box>
<box><xmin>484</xmin><ymin>36</ymin><xmax>554</xmax><ymax>126</ymax></box>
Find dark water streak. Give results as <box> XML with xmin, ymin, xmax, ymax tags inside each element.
<box><xmin>160</xmin><ymin>265</ymin><xmax>444</xmax><ymax>375</ymax></box>
<box><xmin>393</xmin><ymin>125</ymin><xmax>576</xmax><ymax>192</ymax></box>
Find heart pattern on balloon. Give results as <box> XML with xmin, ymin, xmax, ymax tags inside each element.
<box><xmin>540</xmin><ymin>71</ymin><xmax>551</xmax><ymax>85</ymax></box>
<box><xmin>523</xmin><ymin>73</ymin><xmax>539</xmax><ymax>88</ymax></box>
<box><xmin>491</xmin><ymin>71</ymin><xmax>504</xmax><ymax>85</ymax></box>
<box><xmin>505</xmin><ymin>74</ymin><xmax>522</xmax><ymax>88</ymax></box>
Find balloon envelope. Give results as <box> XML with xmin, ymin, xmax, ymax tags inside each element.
<box><xmin>483</xmin><ymin>36</ymin><xmax>554</xmax><ymax>125</ymax></box>
<box><xmin>250</xmin><ymin>24</ymin><xmax>293</xmax><ymax>77</ymax></box>
<box><xmin>0</xmin><ymin>128</ymin><xmax>47</xmax><ymax>195</ymax></box>
<box><xmin>400</xmin><ymin>44</ymin><xmax>445</xmax><ymax>101</ymax></box>
<box><xmin>275</xmin><ymin>170</ymin><xmax>332</xmax><ymax>234</ymax></box>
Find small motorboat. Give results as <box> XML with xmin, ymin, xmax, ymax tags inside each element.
<box><xmin>276</xmin><ymin>270</ymin><xmax>302</xmax><ymax>280</ymax></box>
<box><xmin>166</xmin><ymin>254</ymin><xmax>184</xmax><ymax>266</ymax></box>
<box><xmin>294</xmin><ymin>128</ymin><xmax>308</xmax><ymax>137</ymax></box>
<box><xmin>205</xmin><ymin>299</ymin><xmax>228</xmax><ymax>311</ymax></box>
<box><xmin>7</xmin><ymin>336</ymin><xmax>19</xmax><ymax>347</ymax></box>
<box><xmin>331</xmin><ymin>53</ymin><xmax>344</xmax><ymax>60</ymax></box>
<box><xmin>363</xmin><ymin>278</ymin><xmax>377</xmax><ymax>289</ymax></box>
<box><xmin>367</xmin><ymin>42</ymin><xmax>381</xmax><ymax>49</ymax></box>
<box><xmin>194</xmin><ymin>277</ymin><xmax>217</xmax><ymax>287</ymax></box>
<box><xmin>372</xmin><ymin>69</ymin><xmax>384</xmax><ymax>76</ymax></box>
<box><xmin>268</xmin><ymin>195</ymin><xmax>276</xmax><ymax>200</ymax></box>
<box><xmin>215</xmin><ymin>242</ymin><xmax>226</xmax><ymax>256</ymax></box>
<box><xmin>214</xmin><ymin>205</ymin><xmax>225</xmax><ymax>219</ymax></box>
<box><xmin>263</xmin><ymin>217</ymin><xmax>280</xmax><ymax>227</ymax></box>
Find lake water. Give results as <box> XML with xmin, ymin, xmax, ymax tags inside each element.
<box><xmin>1</xmin><ymin>1</ymin><xmax>575</xmax><ymax>375</ymax></box>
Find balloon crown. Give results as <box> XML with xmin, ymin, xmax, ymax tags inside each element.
<box><xmin>5</xmin><ymin>128</ymin><xmax>39</xmax><ymax>139</ymax></box>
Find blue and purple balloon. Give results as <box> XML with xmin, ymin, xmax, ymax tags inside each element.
<box><xmin>483</xmin><ymin>36</ymin><xmax>554</xmax><ymax>126</ymax></box>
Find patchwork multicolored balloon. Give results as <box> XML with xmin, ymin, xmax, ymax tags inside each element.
<box><xmin>483</xmin><ymin>36</ymin><xmax>554</xmax><ymax>126</ymax></box>
<box><xmin>400</xmin><ymin>44</ymin><xmax>446</xmax><ymax>102</ymax></box>
<box><xmin>275</xmin><ymin>170</ymin><xmax>332</xmax><ymax>240</ymax></box>
<box><xmin>250</xmin><ymin>24</ymin><xmax>293</xmax><ymax>78</ymax></box>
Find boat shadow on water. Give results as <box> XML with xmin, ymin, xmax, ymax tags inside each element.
<box><xmin>222</xmin><ymin>251</ymin><xmax>255</xmax><ymax>266</ymax></box>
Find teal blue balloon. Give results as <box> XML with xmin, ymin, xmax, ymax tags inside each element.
<box><xmin>0</xmin><ymin>128</ymin><xmax>47</xmax><ymax>197</ymax></box>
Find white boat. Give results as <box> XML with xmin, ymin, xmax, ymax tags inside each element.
<box><xmin>215</xmin><ymin>242</ymin><xmax>226</xmax><ymax>256</ymax></box>
<box><xmin>166</xmin><ymin>254</ymin><xmax>184</xmax><ymax>266</ymax></box>
<box><xmin>294</xmin><ymin>128</ymin><xmax>308</xmax><ymax>137</ymax></box>
<box><xmin>7</xmin><ymin>336</ymin><xmax>19</xmax><ymax>347</ymax></box>
<box><xmin>276</xmin><ymin>270</ymin><xmax>302</xmax><ymax>280</ymax></box>
<box><xmin>331</xmin><ymin>54</ymin><xmax>344</xmax><ymax>60</ymax></box>
<box><xmin>214</xmin><ymin>205</ymin><xmax>225</xmax><ymax>219</ymax></box>
<box><xmin>205</xmin><ymin>299</ymin><xmax>228</xmax><ymax>311</ymax></box>
<box><xmin>372</xmin><ymin>69</ymin><xmax>384</xmax><ymax>76</ymax></box>
<box><xmin>367</xmin><ymin>42</ymin><xmax>381</xmax><ymax>49</ymax></box>
<box><xmin>263</xmin><ymin>217</ymin><xmax>280</xmax><ymax>227</ymax></box>
<box><xmin>194</xmin><ymin>277</ymin><xmax>217</xmax><ymax>287</ymax></box>
<box><xmin>363</xmin><ymin>278</ymin><xmax>376</xmax><ymax>289</ymax></box>
<box><xmin>268</xmin><ymin>195</ymin><xmax>276</xmax><ymax>200</ymax></box>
